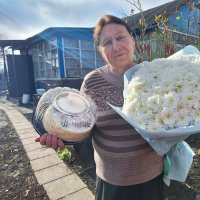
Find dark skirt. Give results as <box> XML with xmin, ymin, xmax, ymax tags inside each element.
<box><xmin>95</xmin><ymin>174</ymin><xmax>164</xmax><ymax>200</ymax></box>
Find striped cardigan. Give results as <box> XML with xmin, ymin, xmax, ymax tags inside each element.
<box><xmin>80</xmin><ymin>65</ymin><xmax>163</xmax><ymax>186</ymax></box>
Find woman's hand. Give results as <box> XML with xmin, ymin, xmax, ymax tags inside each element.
<box><xmin>35</xmin><ymin>133</ymin><xmax>65</xmax><ymax>150</ymax></box>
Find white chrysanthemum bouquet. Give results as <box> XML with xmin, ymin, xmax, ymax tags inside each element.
<box><xmin>122</xmin><ymin>54</ymin><xmax>200</xmax><ymax>132</ymax></box>
<box><xmin>108</xmin><ymin>46</ymin><xmax>200</xmax><ymax>184</ymax></box>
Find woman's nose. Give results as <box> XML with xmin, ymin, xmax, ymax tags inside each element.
<box><xmin>112</xmin><ymin>40</ymin><xmax>121</xmax><ymax>50</ymax></box>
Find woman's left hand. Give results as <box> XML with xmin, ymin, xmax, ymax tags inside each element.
<box><xmin>35</xmin><ymin>133</ymin><xmax>65</xmax><ymax>150</ymax></box>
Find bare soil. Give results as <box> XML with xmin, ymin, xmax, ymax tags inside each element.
<box><xmin>0</xmin><ymin>109</ymin><xmax>49</xmax><ymax>200</ymax></box>
<box><xmin>0</xmin><ymin>97</ymin><xmax>200</xmax><ymax>200</ymax></box>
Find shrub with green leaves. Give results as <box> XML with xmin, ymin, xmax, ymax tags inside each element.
<box><xmin>58</xmin><ymin>148</ymin><xmax>74</xmax><ymax>162</ymax></box>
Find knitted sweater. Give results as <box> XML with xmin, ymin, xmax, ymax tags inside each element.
<box><xmin>80</xmin><ymin>65</ymin><xmax>163</xmax><ymax>186</ymax></box>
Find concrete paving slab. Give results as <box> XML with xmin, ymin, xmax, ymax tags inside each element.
<box><xmin>27</xmin><ymin>147</ymin><xmax>56</xmax><ymax>160</ymax></box>
<box><xmin>60</xmin><ymin>188</ymin><xmax>94</xmax><ymax>200</ymax></box>
<box><xmin>35</xmin><ymin>163</ymin><xmax>73</xmax><ymax>185</ymax></box>
<box><xmin>43</xmin><ymin>173</ymin><xmax>86</xmax><ymax>200</ymax></box>
<box><xmin>30</xmin><ymin>154</ymin><xmax>63</xmax><ymax>171</ymax></box>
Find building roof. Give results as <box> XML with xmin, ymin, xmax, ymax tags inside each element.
<box><xmin>123</xmin><ymin>0</ymin><xmax>188</xmax><ymax>29</ymax></box>
<box><xmin>26</xmin><ymin>27</ymin><xmax>94</xmax><ymax>46</ymax></box>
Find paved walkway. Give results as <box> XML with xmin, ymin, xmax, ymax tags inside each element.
<box><xmin>0</xmin><ymin>103</ymin><xmax>94</xmax><ymax>200</ymax></box>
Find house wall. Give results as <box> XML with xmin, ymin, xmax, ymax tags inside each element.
<box><xmin>134</xmin><ymin>29</ymin><xmax>199</xmax><ymax>63</ymax></box>
<box><xmin>167</xmin><ymin>1</ymin><xmax>200</xmax><ymax>37</ymax></box>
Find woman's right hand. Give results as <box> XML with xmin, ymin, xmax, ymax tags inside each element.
<box><xmin>35</xmin><ymin>133</ymin><xmax>65</xmax><ymax>150</ymax></box>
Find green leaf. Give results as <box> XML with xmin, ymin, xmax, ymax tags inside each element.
<box><xmin>176</xmin><ymin>16</ymin><xmax>181</xmax><ymax>20</ymax></box>
<box><xmin>58</xmin><ymin>148</ymin><xmax>74</xmax><ymax>162</ymax></box>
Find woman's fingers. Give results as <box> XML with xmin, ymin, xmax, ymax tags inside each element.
<box><xmin>35</xmin><ymin>136</ymin><xmax>41</xmax><ymax>142</ymax></box>
<box><xmin>52</xmin><ymin>135</ymin><xmax>58</xmax><ymax>150</ymax></box>
<box><xmin>40</xmin><ymin>133</ymin><xmax>48</xmax><ymax>145</ymax></box>
<box><xmin>46</xmin><ymin>134</ymin><xmax>53</xmax><ymax>147</ymax></box>
<box><xmin>58</xmin><ymin>139</ymin><xmax>65</xmax><ymax>150</ymax></box>
<box><xmin>34</xmin><ymin>133</ymin><xmax>65</xmax><ymax>150</ymax></box>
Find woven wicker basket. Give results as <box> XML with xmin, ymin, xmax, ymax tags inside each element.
<box><xmin>33</xmin><ymin>87</ymin><xmax>96</xmax><ymax>143</ymax></box>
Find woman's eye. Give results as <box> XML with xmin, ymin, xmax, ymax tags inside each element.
<box><xmin>117</xmin><ymin>35</ymin><xmax>125</xmax><ymax>41</ymax></box>
<box><xmin>104</xmin><ymin>41</ymin><xmax>112</xmax><ymax>46</ymax></box>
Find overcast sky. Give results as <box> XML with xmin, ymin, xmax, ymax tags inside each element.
<box><xmin>0</xmin><ymin>0</ymin><xmax>172</xmax><ymax>40</ymax></box>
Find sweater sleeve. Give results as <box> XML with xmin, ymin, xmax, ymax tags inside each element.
<box><xmin>80</xmin><ymin>70</ymin><xmax>95</xmax><ymax>95</ymax></box>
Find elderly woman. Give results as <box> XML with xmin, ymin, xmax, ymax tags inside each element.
<box><xmin>35</xmin><ymin>15</ymin><xmax>164</xmax><ymax>200</ymax></box>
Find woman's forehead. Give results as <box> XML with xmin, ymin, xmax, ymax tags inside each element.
<box><xmin>99</xmin><ymin>24</ymin><xmax>128</xmax><ymax>40</ymax></box>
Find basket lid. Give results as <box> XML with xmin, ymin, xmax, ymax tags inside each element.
<box><xmin>53</xmin><ymin>91</ymin><xmax>90</xmax><ymax>116</ymax></box>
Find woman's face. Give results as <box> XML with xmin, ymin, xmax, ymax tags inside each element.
<box><xmin>98</xmin><ymin>23</ymin><xmax>135</xmax><ymax>74</ymax></box>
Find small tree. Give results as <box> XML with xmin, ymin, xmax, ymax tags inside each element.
<box><xmin>126</xmin><ymin>0</ymin><xmax>148</xmax><ymax>62</ymax></box>
<box><xmin>125</xmin><ymin>0</ymin><xmax>200</xmax><ymax>61</ymax></box>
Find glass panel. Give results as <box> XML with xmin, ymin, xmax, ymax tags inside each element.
<box><xmin>44</xmin><ymin>41</ymin><xmax>51</xmax><ymax>50</ymax></box>
<box><xmin>64</xmin><ymin>49</ymin><xmax>80</xmax><ymax>59</ymax></box>
<box><xmin>51</xmin><ymin>49</ymin><xmax>57</xmax><ymax>59</ymax></box>
<box><xmin>30</xmin><ymin>46</ymin><xmax>38</xmax><ymax>54</ymax></box>
<box><xmin>66</xmin><ymin>67</ymin><xmax>81</xmax><ymax>77</ymax></box>
<box><xmin>34</xmin><ymin>71</ymin><xmax>39</xmax><ymax>78</ymax></box>
<box><xmin>51</xmin><ymin>58</ymin><xmax>58</xmax><ymax>67</ymax></box>
<box><xmin>81</xmin><ymin>50</ymin><xmax>95</xmax><ymax>68</ymax></box>
<box><xmin>38</xmin><ymin>52</ymin><xmax>45</xmax><ymax>62</ymax></box>
<box><xmin>52</xmin><ymin>65</ymin><xmax>59</xmax><ymax>78</ymax></box>
<box><xmin>45</xmin><ymin>61</ymin><xmax>51</xmax><ymax>78</ymax></box>
<box><xmin>65</xmin><ymin>58</ymin><xmax>80</xmax><ymax>68</ymax></box>
<box><xmin>45</xmin><ymin>51</ymin><xmax>51</xmax><ymax>60</ymax></box>
<box><xmin>49</xmin><ymin>39</ymin><xmax>57</xmax><ymax>49</ymax></box>
<box><xmin>32</xmin><ymin>55</ymin><xmax>38</xmax><ymax>64</ymax></box>
<box><xmin>40</xmin><ymin>62</ymin><xmax>45</xmax><ymax>70</ymax></box>
<box><xmin>64</xmin><ymin>38</ymin><xmax>79</xmax><ymax>48</ymax></box>
<box><xmin>40</xmin><ymin>70</ymin><xmax>45</xmax><ymax>78</ymax></box>
<box><xmin>34</xmin><ymin>63</ymin><xmax>39</xmax><ymax>71</ymax></box>
<box><xmin>38</xmin><ymin>43</ymin><xmax>43</xmax><ymax>51</ymax></box>
<box><xmin>81</xmin><ymin>40</ymin><xmax>94</xmax><ymax>50</ymax></box>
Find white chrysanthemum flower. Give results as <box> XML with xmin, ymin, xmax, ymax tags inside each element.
<box><xmin>137</xmin><ymin>107</ymin><xmax>150</xmax><ymax>116</ymax></box>
<box><xmin>176</xmin><ymin>101</ymin><xmax>186</xmax><ymax>112</ymax></box>
<box><xmin>160</xmin><ymin>107</ymin><xmax>176</xmax><ymax>127</ymax></box>
<box><xmin>146</xmin><ymin>94</ymin><xmax>160</xmax><ymax>108</ymax></box>
<box><xmin>176</xmin><ymin>111</ymin><xmax>191</xmax><ymax>127</ymax></box>
<box><xmin>123</xmin><ymin>99</ymin><xmax>138</xmax><ymax>116</ymax></box>
<box><xmin>132</xmin><ymin>81</ymin><xmax>144</xmax><ymax>91</ymax></box>
<box><xmin>185</xmin><ymin>94</ymin><xmax>195</xmax><ymax>108</ymax></box>
<box><xmin>147</xmin><ymin>114</ymin><xmax>158</xmax><ymax>123</ymax></box>
<box><xmin>156</xmin><ymin>115</ymin><xmax>165</xmax><ymax>127</ymax></box>
<box><xmin>146</xmin><ymin>122</ymin><xmax>163</xmax><ymax>131</ymax></box>
<box><xmin>125</xmin><ymin>92</ymin><xmax>138</xmax><ymax>104</ymax></box>
<box><xmin>163</xmin><ymin>92</ymin><xmax>177</xmax><ymax>107</ymax></box>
